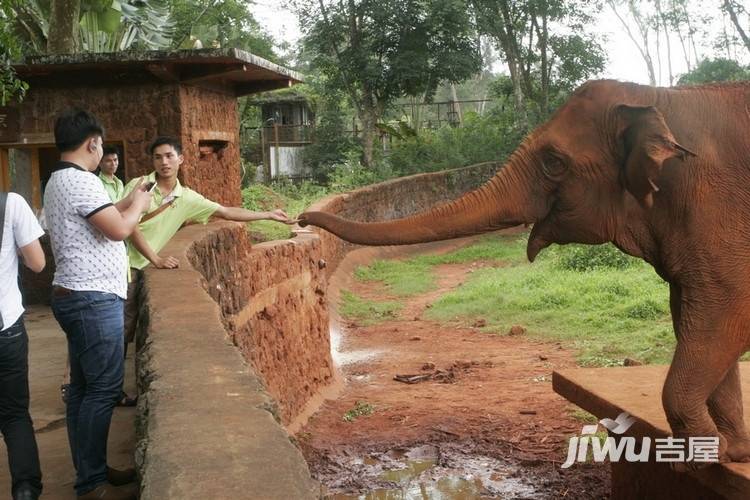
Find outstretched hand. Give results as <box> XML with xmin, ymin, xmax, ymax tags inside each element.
<box><xmin>268</xmin><ymin>209</ymin><xmax>297</xmax><ymax>225</ymax></box>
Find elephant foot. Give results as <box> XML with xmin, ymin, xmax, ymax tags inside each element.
<box><xmin>724</xmin><ymin>434</ymin><xmax>750</xmax><ymax>462</ymax></box>
<box><xmin>667</xmin><ymin>431</ymin><xmax>726</xmax><ymax>473</ymax></box>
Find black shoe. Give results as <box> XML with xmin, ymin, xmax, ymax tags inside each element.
<box><xmin>13</xmin><ymin>483</ymin><xmax>40</xmax><ymax>500</ymax></box>
<box><xmin>115</xmin><ymin>391</ymin><xmax>137</xmax><ymax>407</ymax></box>
<box><xmin>77</xmin><ymin>482</ymin><xmax>137</xmax><ymax>500</ymax></box>
<box><xmin>107</xmin><ymin>466</ymin><xmax>136</xmax><ymax>486</ymax></box>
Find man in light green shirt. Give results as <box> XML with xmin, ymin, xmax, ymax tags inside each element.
<box><xmin>98</xmin><ymin>145</ymin><xmax>124</xmax><ymax>202</ymax></box>
<box><xmin>122</xmin><ymin>136</ymin><xmax>292</xmax><ymax>348</ymax></box>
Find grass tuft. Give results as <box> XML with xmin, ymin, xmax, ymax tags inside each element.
<box><xmin>339</xmin><ymin>290</ymin><xmax>403</xmax><ymax>325</ymax></box>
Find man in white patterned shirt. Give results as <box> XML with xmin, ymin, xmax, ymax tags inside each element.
<box><xmin>44</xmin><ymin>109</ymin><xmax>151</xmax><ymax>500</ymax></box>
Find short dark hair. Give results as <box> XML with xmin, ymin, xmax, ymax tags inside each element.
<box><xmin>148</xmin><ymin>136</ymin><xmax>182</xmax><ymax>156</ymax></box>
<box><xmin>54</xmin><ymin>109</ymin><xmax>105</xmax><ymax>152</ymax></box>
<box><xmin>102</xmin><ymin>145</ymin><xmax>118</xmax><ymax>157</ymax></box>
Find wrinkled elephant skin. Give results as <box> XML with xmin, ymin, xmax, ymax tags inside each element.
<box><xmin>299</xmin><ymin>80</ymin><xmax>750</xmax><ymax>468</ymax></box>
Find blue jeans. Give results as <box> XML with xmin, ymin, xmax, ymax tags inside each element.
<box><xmin>51</xmin><ymin>291</ymin><xmax>124</xmax><ymax>496</ymax></box>
<box><xmin>0</xmin><ymin>317</ymin><xmax>42</xmax><ymax>498</ymax></box>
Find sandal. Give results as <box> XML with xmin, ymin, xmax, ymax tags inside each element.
<box><xmin>60</xmin><ymin>383</ymin><xmax>70</xmax><ymax>404</ymax></box>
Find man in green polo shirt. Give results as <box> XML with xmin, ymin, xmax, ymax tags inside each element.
<box><xmin>122</xmin><ymin>136</ymin><xmax>293</xmax><ymax>354</ymax></box>
<box><xmin>98</xmin><ymin>145</ymin><xmax>124</xmax><ymax>202</ymax></box>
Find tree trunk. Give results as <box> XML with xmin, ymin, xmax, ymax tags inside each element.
<box><xmin>47</xmin><ymin>0</ymin><xmax>80</xmax><ymax>54</ymax></box>
<box><xmin>656</xmin><ymin>0</ymin><xmax>674</xmax><ymax>85</ymax></box>
<box><xmin>450</xmin><ymin>84</ymin><xmax>462</xmax><ymax>125</ymax></box>
<box><xmin>671</xmin><ymin>0</ymin><xmax>692</xmax><ymax>71</ymax></box>
<box><xmin>608</xmin><ymin>0</ymin><xmax>656</xmax><ymax>86</ymax></box>
<box><xmin>359</xmin><ymin>104</ymin><xmax>377</xmax><ymax>168</ymax></box>
<box><xmin>497</xmin><ymin>0</ymin><xmax>528</xmax><ymax>129</ymax></box>
<box><xmin>723</xmin><ymin>0</ymin><xmax>750</xmax><ymax>55</ymax></box>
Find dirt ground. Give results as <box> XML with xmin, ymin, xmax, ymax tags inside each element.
<box><xmin>296</xmin><ymin>234</ymin><xmax>611</xmax><ymax>499</ymax></box>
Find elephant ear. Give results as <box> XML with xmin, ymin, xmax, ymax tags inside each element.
<box><xmin>617</xmin><ymin>105</ymin><xmax>696</xmax><ymax>209</ymax></box>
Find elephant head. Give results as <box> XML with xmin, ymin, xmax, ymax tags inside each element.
<box><xmin>298</xmin><ymin>80</ymin><xmax>696</xmax><ymax>263</ymax></box>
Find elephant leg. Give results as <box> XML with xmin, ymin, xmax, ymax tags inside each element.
<box><xmin>708</xmin><ymin>362</ymin><xmax>750</xmax><ymax>462</ymax></box>
<box><xmin>662</xmin><ymin>333</ymin><xmax>744</xmax><ymax>470</ymax></box>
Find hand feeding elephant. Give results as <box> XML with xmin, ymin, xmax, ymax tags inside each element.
<box><xmin>298</xmin><ymin>79</ymin><xmax>750</xmax><ymax>468</ymax></box>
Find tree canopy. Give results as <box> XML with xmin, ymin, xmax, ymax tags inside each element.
<box><xmin>298</xmin><ymin>0</ymin><xmax>482</xmax><ymax>167</ymax></box>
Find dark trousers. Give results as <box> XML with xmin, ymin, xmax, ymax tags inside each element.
<box><xmin>51</xmin><ymin>291</ymin><xmax>124</xmax><ymax>496</ymax></box>
<box><xmin>0</xmin><ymin>317</ymin><xmax>43</xmax><ymax>498</ymax></box>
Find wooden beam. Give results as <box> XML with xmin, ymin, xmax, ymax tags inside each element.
<box><xmin>182</xmin><ymin>64</ymin><xmax>246</xmax><ymax>84</ymax></box>
<box><xmin>234</xmin><ymin>79</ymin><xmax>293</xmax><ymax>97</ymax></box>
<box><xmin>30</xmin><ymin>148</ymin><xmax>41</xmax><ymax>209</ymax></box>
<box><xmin>146</xmin><ymin>63</ymin><xmax>180</xmax><ymax>82</ymax></box>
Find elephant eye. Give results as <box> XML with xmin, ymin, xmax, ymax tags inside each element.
<box><xmin>542</xmin><ymin>155</ymin><xmax>567</xmax><ymax>180</ymax></box>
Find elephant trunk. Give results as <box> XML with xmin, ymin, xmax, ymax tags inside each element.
<box><xmin>299</xmin><ymin>154</ymin><xmax>544</xmax><ymax>246</ymax></box>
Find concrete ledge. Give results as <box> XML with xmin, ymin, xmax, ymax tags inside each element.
<box><xmin>554</xmin><ymin>364</ymin><xmax>750</xmax><ymax>500</ymax></box>
<box><xmin>136</xmin><ymin>222</ymin><xmax>317</xmax><ymax>499</ymax></box>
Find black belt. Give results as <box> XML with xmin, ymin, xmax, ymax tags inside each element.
<box><xmin>52</xmin><ymin>286</ymin><xmax>74</xmax><ymax>298</ymax></box>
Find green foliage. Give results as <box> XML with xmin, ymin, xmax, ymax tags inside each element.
<box><xmin>79</xmin><ymin>0</ymin><xmax>174</xmax><ymax>52</ymax></box>
<box><xmin>343</xmin><ymin>401</ymin><xmax>375</xmax><ymax>422</ymax></box>
<box><xmin>339</xmin><ymin>290</ymin><xmax>402</xmax><ymax>326</ymax></box>
<box><xmin>298</xmin><ymin>0</ymin><xmax>482</xmax><ymax>165</ymax></box>
<box><xmin>553</xmin><ymin>243</ymin><xmax>637</xmax><ymax>272</ymax></box>
<box><xmin>326</xmin><ymin>151</ymin><xmax>395</xmax><ymax>192</ymax></box>
<box><xmin>473</xmin><ymin>0</ymin><xmax>605</xmax><ymax>121</ymax></box>
<box><xmin>168</xmin><ymin>0</ymin><xmax>277</xmax><ymax>59</ymax></box>
<box><xmin>387</xmin><ymin>108</ymin><xmax>525</xmax><ymax>175</ymax></box>
<box><xmin>300</xmin><ymin>76</ymin><xmax>359</xmax><ymax>181</ymax></box>
<box><xmin>5</xmin><ymin>0</ymin><xmax>174</xmax><ymax>54</ymax></box>
<box><xmin>677</xmin><ymin>58</ymin><xmax>750</xmax><ymax>85</ymax></box>
<box><xmin>0</xmin><ymin>4</ymin><xmax>27</xmax><ymax>104</ymax></box>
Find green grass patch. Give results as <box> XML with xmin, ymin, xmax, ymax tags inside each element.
<box><xmin>352</xmin><ymin>234</ymin><xmax>527</xmax><ymax>296</ymax></box>
<box><xmin>426</xmin><ymin>239</ymin><xmax>674</xmax><ymax>366</ymax></box>
<box><xmin>339</xmin><ymin>290</ymin><xmax>403</xmax><ymax>325</ymax></box>
<box><xmin>354</xmin><ymin>259</ymin><xmax>435</xmax><ymax>296</ymax></box>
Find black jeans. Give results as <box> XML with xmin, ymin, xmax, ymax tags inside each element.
<box><xmin>0</xmin><ymin>317</ymin><xmax>42</xmax><ymax>497</ymax></box>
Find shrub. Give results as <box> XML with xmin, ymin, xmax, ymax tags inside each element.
<box><xmin>555</xmin><ymin>244</ymin><xmax>637</xmax><ymax>272</ymax></box>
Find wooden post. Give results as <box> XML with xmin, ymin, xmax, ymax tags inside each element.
<box><xmin>273</xmin><ymin>122</ymin><xmax>280</xmax><ymax>179</ymax></box>
<box><xmin>0</xmin><ymin>148</ymin><xmax>9</xmax><ymax>191</ymax></box>
<box><xmin>261</xmin><ymin>127</ymin><xmax>270</xmax><ymax>182</ymax></box>
<box><xmin>31</xmin><ymin>148</ymin><xmax>41</xmax><ymax>209</ymax></box>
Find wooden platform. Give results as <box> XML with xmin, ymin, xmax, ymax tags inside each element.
<box><xmin>554</xmin><ymin>364</ymin><xmax>750</xmax><ymax>500</ymax></box>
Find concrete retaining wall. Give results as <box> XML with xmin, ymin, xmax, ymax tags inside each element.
<box><xmin>136</xmin><ymin>161</ymin><xmax>500</xmax><ymax>499</ymax></box>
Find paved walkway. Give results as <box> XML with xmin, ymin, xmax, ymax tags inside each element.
<box><xmin>0</xmin><ymin>306</ymin><xmax>136</xmax><ymax>499</ymax></box>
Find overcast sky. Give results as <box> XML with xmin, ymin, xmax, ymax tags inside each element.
<box><xmin>251</xmin><ymin>2</ymin><xmax>749</xmax><ymax>86</ymax></box>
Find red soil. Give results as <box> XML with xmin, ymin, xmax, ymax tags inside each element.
<box><xmin>296</xmin><ymin>235</ymin><xmax>611</xmax><ymax>498</ymax></box>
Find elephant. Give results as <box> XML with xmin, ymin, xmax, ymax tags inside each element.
<box><xmin>298</xmin><ymin>79</ymin><xmax>750</xmax><ymax>469</ymax></box>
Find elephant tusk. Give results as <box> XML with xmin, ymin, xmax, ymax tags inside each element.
<box><xmin>648</xmin><ymin>178</ymin><xmax>660</xmax><ymax>192</ymax></box>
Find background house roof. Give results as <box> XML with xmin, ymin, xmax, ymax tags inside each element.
<box><xmin>14</xmin><ymin>48</ymin><xmax>303</xmax><ymax>96</ymax></box>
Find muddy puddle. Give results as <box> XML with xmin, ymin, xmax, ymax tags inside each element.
<box><xmin>323</xmin><ymin>445</ymin><xmax>539</xmax><ymax>499</ymax></box>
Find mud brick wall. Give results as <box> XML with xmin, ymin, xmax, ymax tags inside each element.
<box><xmin>177</xmin><ymin>86</ymin><xmax>242</xmax><ymax>207</ymax></box>
<box><xmin>18</xmin><ymin>82</ymin><xmax>181</xmax><ymax>180</ymax></box>
<box><xmin>188</xmin><ymin>225</ymin><xmax>333</xmax><ymax>425</ymax></box>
